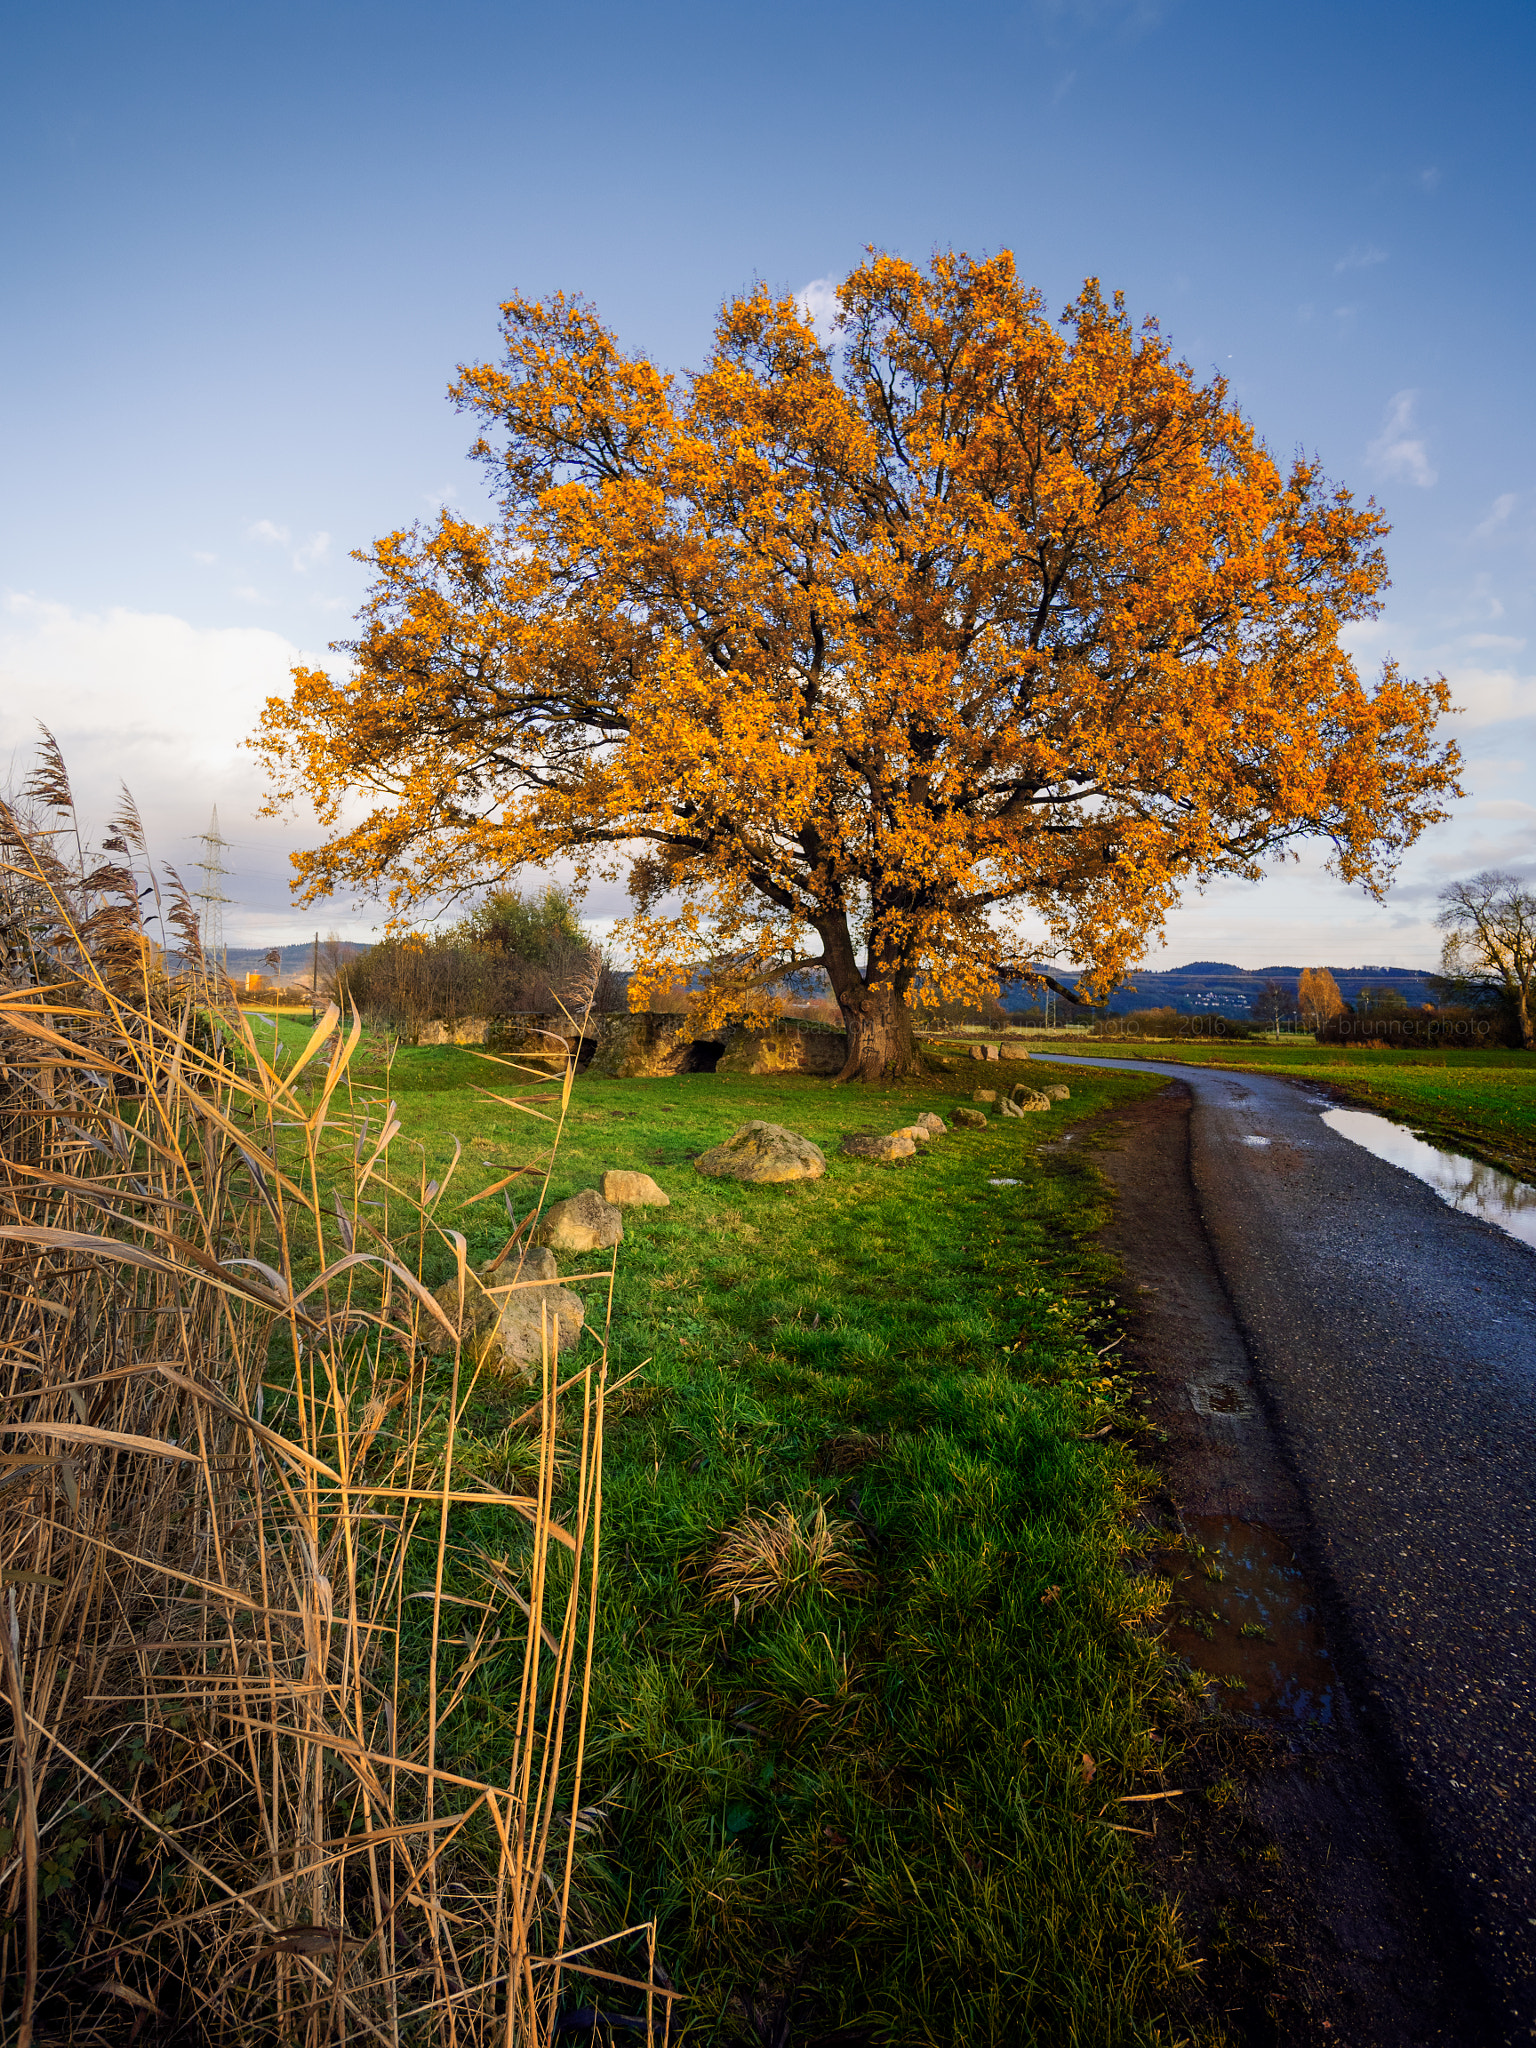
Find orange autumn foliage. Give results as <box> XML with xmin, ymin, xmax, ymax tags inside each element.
<box><xmin>254</xmin><ymin>250</ymin><xmax>1460</xmax><ymax>1079</ymax></box>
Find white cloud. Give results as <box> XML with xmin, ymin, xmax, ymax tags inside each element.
<box><xmin>795</xmin><ymin>277</ymin><xmax>842</xmax><ymax>343</ymax></box>
<box><xmin>293</xmin><ymin>531</ymin><xmax>331</xmax><ymax>572</ymax></box>
<box><xmin>1472</xmin><ymin>491</ymin><xmax>1518</xmax><ymax>540</ymax></box>
<box><xmin>1334</xmin><ymin>244</ymin><xmax>1387</xmax><ymax>272</ymax></box>
<box><xmin>231</xmin><ymin>585</ymin><xmax>272</xmax><ymax>606</ymax></box>
<box><xmin>1367</xmin><ymin>389</ymin><xmax>1437</xmax><ymax>489</ymax></box>
<box><xmin>1419</xmin><ymin>166</ymin><xmax>1441</xmax><ymax>193</ymax></box>
<box><xmin>248</xmin><ymin>520</ymin><xmax>332</xmax><ymax>574</ymax></box>
<box><xmin>0</xmin><ymin>594</ymin><xmax>370</xmax><ymax>941</ymax></box>
<box><xmin>1440</xmin><ymin>662</ymin><xmax>1535</xmax><ymax>728</ymax></box>
<box><xmin>192</xmin><ymin>550</ymin><xmax>218</xmax><ymax>566</ymax></box>
<box><xmin>1465</xmin><ymin>632</ymin><xmax>1525</xmax><ymax>651</ymax></box>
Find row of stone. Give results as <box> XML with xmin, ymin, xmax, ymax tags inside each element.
<box><xmin>425</xmin><ymin>1171</ymin><xmax>666</xmax><ymax>1376</ymax></box>
<box><xmin>425</xmin><ymin>1083</ymin><xmax>1074</xmax><ymax>1374</ymax></box>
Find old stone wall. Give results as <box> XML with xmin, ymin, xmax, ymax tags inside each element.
<box><xmin>716</xmin><ymin>1019</ymin><xmax>848</xmax><ymax>1076</ymax></box>
<box><xmin>588</xmin><ymin>1012</ymin><xmax>850</xmax><ymax>1078</ymax></box>
<box><xmin>413</xmin><ymin>1013</ymin><xmax>583</xmax><ymax>1063</ymax></box>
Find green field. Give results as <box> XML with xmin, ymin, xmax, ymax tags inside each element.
<box><xmin>250</xmin><ymin>1023</ymin><xmax>1208</xmax><ymax>2045</ymax></box>
<box><xmin>957</xmin><ymin>1038</ymin><xmax>1536</xmax><ymax>1182</ymax></box>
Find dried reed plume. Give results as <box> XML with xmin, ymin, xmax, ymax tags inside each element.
<box><xmin>0</xmin><ymin>750</ymin><xmax>664</xmax><ymax>2045</ymax></box>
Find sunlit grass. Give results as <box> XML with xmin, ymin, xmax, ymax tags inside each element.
<box><xmin>312</xmin><ymin>1041</ymin><xmax>1206</xmax><ymax>2045</ymax></box>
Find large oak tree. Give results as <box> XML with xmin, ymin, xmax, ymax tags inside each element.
<box><xmin>255</xmin><ymin>251</ymin><xmax>1460</xmax><ymax>1078</ymax></box>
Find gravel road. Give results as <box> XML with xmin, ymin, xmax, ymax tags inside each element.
<box><xmin>1036</xmin><ymin>1054</ymin><xmax>1536</xmax><ymax>2041</ymax></box>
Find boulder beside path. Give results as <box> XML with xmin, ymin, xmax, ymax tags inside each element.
<box><xmin>694</xmin><ymin>1121</ymin><xmax>827</xmax><ymax>1183</ymax></box>
<box><xmin>538</xmin><ymin>1188</ymin><xmax>624</xmax><ymax>1251</ymax></box>
<box><xmin>427</xmin><ymin>1245</ymin><xmax>586</xmax><ymax>1376</ymax></box>
<box><xmin>601</xmin><ymin>1169</ymin><xmax>670</xmax><ymax>1207</ymax></box>
<box><xmin>840</xmin><ymin>1130</ymin><xmax>917</xmax><ymax>1162</ymax></box>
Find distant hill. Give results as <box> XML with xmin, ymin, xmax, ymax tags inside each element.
<box><xmin>1004</xmin><ymin>961</ymin><xmax>1439</xmax><ymax>1016</ymax></box>
<box><xmin>214</xmin><ymin>942</ymin><xmax>369</xmax><ymax>978</ymax></box>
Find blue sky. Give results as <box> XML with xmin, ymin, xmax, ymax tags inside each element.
<box><xmin>2</xmin><ymin>0</ymin><xmax>1532</xmax><ymax>966</ymax></box>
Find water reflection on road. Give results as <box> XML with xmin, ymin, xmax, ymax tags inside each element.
<box><xmin>1322</xmin><ymin>1108</ymin><xmax>1536</xmax><ymax>1252</ymax></box>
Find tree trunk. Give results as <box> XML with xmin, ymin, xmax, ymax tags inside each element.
<box><xmin>833</xmin><ymin>982</ymin><xmax>920</xmax><ymax>1082</ymax></box>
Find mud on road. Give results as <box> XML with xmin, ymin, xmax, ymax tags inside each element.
<box><xmin>1075</xmin><ymin>1079</ymin><xmax>1529</xmax><ymax>2046</ymax></box>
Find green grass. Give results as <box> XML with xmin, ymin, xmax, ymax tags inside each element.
<box><xmin>242</xmin><ymin>1023</ymin><xmax>1209</xmax><ymax>2043</ymax></box>
<box><xmin>1006</xmin><ymin>1037</ymin><xmax>1536</xmax><ymax>1180</ymax></box>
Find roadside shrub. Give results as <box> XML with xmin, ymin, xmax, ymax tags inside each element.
<box><xmin>344</xmin><ymin>928</ymin><xmax>625</xmax><ymax>1033</ymax></box>
<box><xmin>1316</xmin><ymin>1006</ymin><xmax>1503</xmax><ymax>1047</ymax></box>
<box><xmin>1090</xmin><ymin>1010</ymin><xmax>1255</xmax><ymax>1041</ymax></box>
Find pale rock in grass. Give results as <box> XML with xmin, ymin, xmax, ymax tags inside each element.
<box><xmin>694</xmin><ymin>1121</ymin><xmax>827</xmax><ymax>1183</ymax></box>
<box><xmin>537</xmin><ymin>1187</ymin><xmax>624</xmax><ymax>1251</ymax></box>
<box><xmin>840</xmin><ymin>1130</ymin><xmax>917</xmax><ymax>1162</ymax></box>
<box><xmin>891</xmin><ymin>1123</ymin><xmax>931</xmax><ymax>1145</ymax></box>
<box><xmin>600</xmin><ymin>1169</ymin><xmax>671</xmax><ymax>1207</ymax></box>
<box><xmin>999</xmin><ymin>1043</ymin><xmax>1033</xmax><ymax>1061</ymax></box>
<box><xmin>915</xmin><ymin>1112</ymin><xmax>946</xmax><ymax>1134</ymax></box>
<box><xmin>1000</xmin><ymin>1095</ymin><xmax>1024</xmax><ymax>1118</ymax></box>
<box><xmin>427</xmin><ymin>1245</ymin><xmax>585</xmax><ymax>1376</ymax></box>
<box><xmin>973</xmin><ymin>1089</ymin><xmax>997</xmax><ymax>1104</ymax></box>
<box><xmin>1008</xmin><ymin>1083</ymin><xmax>1052</xmax><ymax>1111</ymax></box>
<box><xmin>951</xmin><ymin>1106</ymin><xmax>989</xmax><ymax>1129</ymax></box>
<box><xmin>1044</xmin><ymin>1084</ymin><xmax>1070</xmax><ymax>1101</ymax></box>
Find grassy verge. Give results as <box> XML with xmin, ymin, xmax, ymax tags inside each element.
<box><xmin>279</xmin><ymin>1036</ymin><xmax>1207</xmax><ymax>2046</ymax></box>
<box><xmin>969</xmin><ymin>1039</ymin><xmax>1536</xmax><ymax>1181</ymax></box>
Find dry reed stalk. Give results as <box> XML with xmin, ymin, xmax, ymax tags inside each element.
<box><xmin>0</xmin><ymin>758</ymin><xmax>652</xmax><ymax>2045</ymax></box>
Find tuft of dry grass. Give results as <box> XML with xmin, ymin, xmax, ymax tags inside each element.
<box><xmin>704</xmin><ymin>1501</ymin><xmax>868</xmax><ymax>1617</ymax></box>
<box><xmin>0</xmin><ymin>744</ymin><xmax>659</xmax><ymax>2046</ymax></box>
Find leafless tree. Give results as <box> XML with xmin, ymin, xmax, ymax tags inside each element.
<box><xmin>1437</xmin><ymin>870</ymin><xmax>1536</xmax><ymax>1047</ymax></box>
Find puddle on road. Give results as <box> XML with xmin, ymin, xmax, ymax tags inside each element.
<box><xmin>1322</xmin><ymin>1108</ymin><xmax>1536</xmax><ymax>1252</ymax></box>
<box><xmin>1162</xmin><ymin>1515</ymin><xmax>1337</xmax><ymax>1725</ymax></box>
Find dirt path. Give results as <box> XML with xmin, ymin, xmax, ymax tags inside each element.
<box><xmin>1053</xmin><ymin>1065</ymin><xmax>1536</xmax><ymax>2044</ymax></box>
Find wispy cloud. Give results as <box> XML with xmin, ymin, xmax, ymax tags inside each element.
<box><xmin>1419</xmin><ymin>166</ymin><xmax>1441</xmax><ymax>193</ymax></box>
<box><xmin>248</xmin><ymin>519</ymin><xmax>331</xmax><ymax>573</ymax></box>
<box><xmin>1472</xmin><ymin>491</ymin><xmax>1518</xmax><ymax>541</ymax></box>
<box><xmin>1367</xmin><ymin>389</ymin><xmax>1437</xmax><ymax>489</ymax></box>
<box><xmin>192</xmin><ymin>549</ymin><xmax>218</xmax><ymax>566</ymax></box>
<box><xmin>1334</xmin><ymin>243</ymin><xmax>1387</xmax><ymax>273</ymax></box>
<box><xmin>1052</xmin><ymin>69</ymin><xmax>1077</xmax><ymax>101</ymax></box>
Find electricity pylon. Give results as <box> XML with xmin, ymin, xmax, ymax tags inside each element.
<box><xmin>191</xmin><ymin>807</ymin><xmax>233</xmax><ymax>971</ymax></box>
